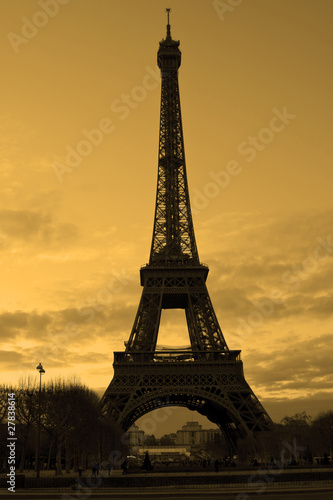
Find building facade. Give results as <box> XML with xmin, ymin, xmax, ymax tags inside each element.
<box><xmin>176</xmin><ymin>422</ymin><xmax>221</xmax><ymax>446</ymax></box>
<box><xmin>127</xmin><ymin>424</ymin><xmax>145</xmax><ymax>446</ymax></box>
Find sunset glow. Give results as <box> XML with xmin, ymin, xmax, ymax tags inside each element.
<box><xmin>1</xmin><ymin>0</ymin><xmax>333</xmax><ymax>431</ymax></box>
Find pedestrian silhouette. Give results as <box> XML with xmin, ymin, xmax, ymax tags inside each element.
<box><xmin>121</xmin><ymin>459</ymin><xmax>127</xmax><ymax>475</ymax></box>
<box><xmin>142</xmin><ymin>451</ymin><xmax>152</xmax><ymax>471</ymax></box>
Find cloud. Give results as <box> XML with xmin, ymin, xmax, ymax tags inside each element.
<box><xmin>201</xmin><ymin>209</ymin><xmax>333</xmax><ymax>333</ymax></box>
<box><xmin>262</xmin><ymin>391</ymin><xmax>333</xmax><ymax>423</ymax></box>
<box><xmin>305</xmin><ymin>294</ymin><xmax>333</xmax><ymax>317</ymax></box>
<box><xmin>1</xmin><ymin>205</ymin><xmax>332</xmax><ymax>424</ymax></box>
<box><xmin>0</xmin><ymin>298</ymin><xmax>137</xmax><ymax>368</ymax></box>
<box><xmin>0</xmin><ymin>209</ymin><xmax>81</xmax><ymax>259</ymax></box>
<box><xmin>202</xmin><ymin>209</ymin><xmax>333</xmax><ymax>266</ymax></box>
<box><xmin>0</xmin><ymin>349</ymin><xmax>26</xmax><ymax>368</ymax></box>
<box><xmin>244</xmin><ymin>333</ymin><xmax>333</xmax><ymax>397</ymax></box>
<box><xmin>0</xmin><ymin>209</ymin><xmax>51</xmax><ymax>241</ymax></box>
<box><xmin>0</xmin><ymin>312</ymin><xmax>29</xmax><ymax>339</ymax></box>
<box><xmin>0</xmin><ymin>345</ymin><xmax>111</xmax><ymax>374</ymax></box>
<box><xmin>0</xmin><ymin>311</ymin><xmax>52</xmax><ymax>343</ymax></box>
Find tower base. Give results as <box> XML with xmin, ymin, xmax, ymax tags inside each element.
<box><xmin>101</xmin><ymin>350</ymin><xmax>272</xmax><ymax>452</ymax></box>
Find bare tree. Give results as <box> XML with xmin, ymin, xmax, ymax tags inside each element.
<box><xmin>311</xmin><ymin>411</ymin><xmax>333</xmax><ymax>458</ymax></box>
<box><xmin>42</xmin><ymin>379</ymin><xmax>100</xmax><ymax>474</ymax></box>
<box><xmin>15</xmin><ymin>378</ymin><xmax>39</xmax><ymax>472</ymax></box>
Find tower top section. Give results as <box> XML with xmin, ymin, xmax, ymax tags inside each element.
<box><xmin>166</xmin><ymin>8</ymin><xmax>171</xmax><ymax>39</ymax></box>
<box><xmin>158</xmin><ymin>8</ymin><xmax>181</xmax><ymax>70</ymax></box>
<box><xmin>149</xmin><ymin>9</ymin><xmax>199</xmax><ymax>266</ymax></box>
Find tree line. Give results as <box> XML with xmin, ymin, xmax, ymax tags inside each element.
<box><xmin>1</xmin><ymin>380</ymin><xmax>332</xmax><ymax>473</ymax></box>
<box><xmin>236</xmin><ymin>410</ymin><xmax>333</xmax><ymax>464</ymax></box>
<box><xmin>0</xmin><ymin>379</ymin><xmax>126</xmax><ymax>475</ymax></box>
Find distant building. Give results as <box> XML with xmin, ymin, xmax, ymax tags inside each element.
<box><xmin>127</xmin><ymin>424</ymin><xmax>145</xmax><ymax>446</ymax></box>
<box><xmin>176</xmin><ymin>421</ymin><xmax>221</xmax><ymax>445</ymax></box>
<box><xmin>128</xmin><ymin>421</ymin><xmax>221</xmax><ymax>450</ymax></box>
<box><xmin>136</xmin><ymin>446</ymin><xmax>189</xmax><ymax>461</ymax></box>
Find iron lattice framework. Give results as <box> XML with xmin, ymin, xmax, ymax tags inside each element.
<box><xmin>150</xmin><ymin>24</ymin><xmax>198</xmax><ymax>266</ymax></box>
<box><xmin>101</xmin><ymin>14</ymin><xmax>272</xmax><ymax>452</ymax></box>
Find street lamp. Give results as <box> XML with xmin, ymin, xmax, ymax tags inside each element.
<box><xmin>36</xmin><ymin>362</ymin><xmax>45</xmax><ymax>478</ymax></box>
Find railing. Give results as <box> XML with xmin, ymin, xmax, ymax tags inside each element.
<box><xmin>114</xmin><ymin>350</ymin><xmax>241</xmax><ymax>363</ymax></box>
<box><xmin>140</xmin><ymin>262</ymin><xmax>209</xmax><ymax>269</ymax></box>
<box><xmin>5</xmin><ymin>469</ymin><xmax>333</xmax><ymax>490</ymax></box>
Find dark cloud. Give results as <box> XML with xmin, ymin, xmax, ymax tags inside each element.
<box><xmin>305</xmin><ymin>294</ymin><xmax>333</xmax><ymax>317</ymax></box>
<box><xmin>0</xmin><ymin>312</ymin><xmax>28</xmax><ymax>339</ymax></box>
<box><xmin>0</xmin><ymin>302</ymin><xmax>137</xmax><ymax>367</ymax></box>
<box><xmin>204</xmin><ymin>210</ymin><xmax>333</xmax><ymax>327</ymax></box>
<box><xmin>0</xmin><ymin>345</ymin><xmax>112</xmax><ymax>374</ymax></box>
<box><xmin>211</xmin><ymin>287</ymin><xmax>287</xmax><ymax>325</ymax></box>
<box><xmin>0</xmin><ymin>210</ymin><xmax>51</xmax><ymax>241</ymax></box>
<box><xmin>209</xmin><ymin>287</ymin><xmax>258</xmax><ymax>318</ymax></box>
<box><xmin>29</xmin><ymin>312</ymin><xmax>51</xmax><ymax>331</ymax></box>
<box><xmin>0</xmin><ymin>209</ymin><xmax>80</xmax><ymax>250</ymax></box>
<box><xmin>262</xmin><ymin>391</ymin><xmax>333</xmax><ymax>423</ymax></box>
<box><xmin>244</xmin><ymin>333</ymin><xmax>333</xmax><ymax>396</ymax></box>
<box><xmin>301</xmin><ymin>267</ymin><xmax>333</xmax><ymax>294</ymax></box>
<box><xmin>0</xmin><ymin>350</ymin><xmax>25</xmax><ymax>366</ymax></box>
<box><xmin>205</xmin><ymin>209</ymin><xmax>333</xmax><ymax>275</ymax></box>
<box><xmin>53</xmin><ymin>302</ymin><xmax>137</xmax><ymax>339</ymax></box>
<box><xmin>0</xmin><ymin>311</ymin><xmax>53</xmax><ymax>343</ymax></box>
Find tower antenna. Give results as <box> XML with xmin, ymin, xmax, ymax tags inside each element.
<box><xmin>166</xmin><ymin>8</ymin><xmax>171</xmax><ymax>39</ymax></box>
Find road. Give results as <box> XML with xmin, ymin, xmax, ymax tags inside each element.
<box><xmin>1</xmin><ymin>488</ymin><xmax>332</xmax><ymax>500</ymax></box>
<box><xmin>68</xmin><ymin>492</ymin><xmax>333</xmax><ymax>500</ymax></box>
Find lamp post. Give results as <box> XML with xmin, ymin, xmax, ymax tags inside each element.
<box><xmin>36</xmin><ymin>362</ymin><xmax>45</xmax><ymax>478</ymax></box>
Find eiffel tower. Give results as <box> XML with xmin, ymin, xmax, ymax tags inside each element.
<box><xmin>101</xmin><ymin>10</ymin><xmax>272</xmax><ymax>451</ymax></box>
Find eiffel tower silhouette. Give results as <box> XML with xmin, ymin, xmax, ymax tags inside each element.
<box><xmin>101</xmin><ymin>10</ymin><xmax>272</xmax><ymax>451</ymax></box>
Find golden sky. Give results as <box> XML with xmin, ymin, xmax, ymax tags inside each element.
<box><xmin>1</xmin><ymin>0</ymin><xmax>333</xmax><ymax>433</ymax></box>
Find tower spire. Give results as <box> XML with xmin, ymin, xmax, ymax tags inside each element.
<box><xmin>154</xmin><ymin>11</ymin><xmax>194</xmax><ymax>265</ymax></box>
<box><xmin>166</xmin><ymin>8</ymin><xmax>171</xmax><ymax>39</ymax></box>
